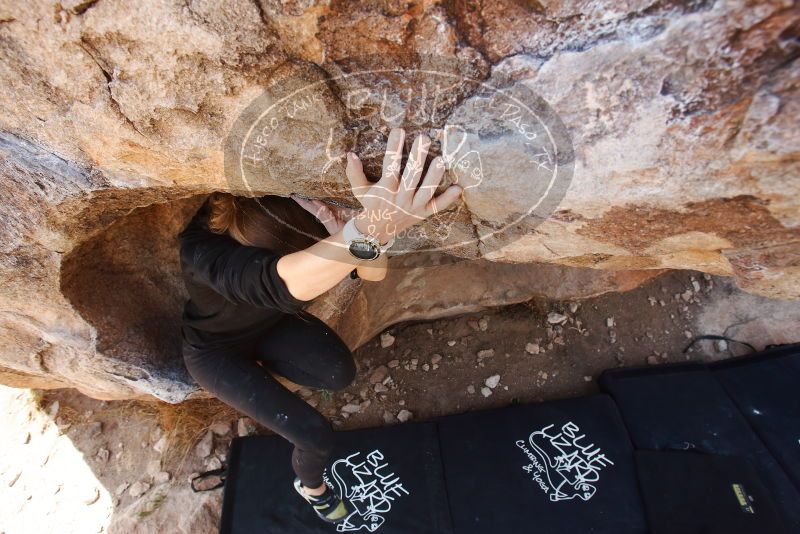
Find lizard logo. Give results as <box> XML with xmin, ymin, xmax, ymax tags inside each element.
<box><xmin>323</xmin><ymin>449</ymin><xmax>410</xmax><ymax>532</ymax></box>
<box><xmin>516</xmin><ymin>421</ymin><xmax>614</xmax><ymax>502</ymax></box>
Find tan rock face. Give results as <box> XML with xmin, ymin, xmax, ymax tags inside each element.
<box><xmin>0</xmin><ymin>0</ymin><xmax>797</xmax><ymax>401</ymax></box>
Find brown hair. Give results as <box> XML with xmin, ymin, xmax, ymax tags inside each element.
<box><xmin>206</xmin><ymin>192</ymin><xmax>327</xmax><ymax>254</ymax></box>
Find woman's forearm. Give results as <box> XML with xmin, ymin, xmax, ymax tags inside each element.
<box><xmin>275</xmin><ymin>227</ymin><xmax>365</xmax><ymax>301</ymax></box>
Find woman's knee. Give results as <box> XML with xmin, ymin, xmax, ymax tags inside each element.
<box><xmin>324</xmin><ymin>346</ymin><xmax>356</xmax><ymax>391</ymax></box>
<box><xmin>182</xmin><ymin>349</ymin><xmax>221</xmax><ymax>392</ymax></box>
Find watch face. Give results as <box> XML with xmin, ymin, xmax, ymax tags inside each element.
<box><xmin>348</xmin><ymin>240</ymin><xmax>380</xmax><ymax>260</ymax></box>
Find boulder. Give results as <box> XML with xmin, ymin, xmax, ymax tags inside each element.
<box><xmin>0</xmin><ymin>0</ymin><xmax>796</xmax><ymax>401</ymax></box>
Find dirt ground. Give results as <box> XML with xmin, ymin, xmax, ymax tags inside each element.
<box><xmin>2</xmin><ymin>270</ymin><xmax>799</xmax><ymax>533</ymax></box>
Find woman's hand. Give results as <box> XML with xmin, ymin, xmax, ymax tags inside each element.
<box><xmin>282</xmin><ymin>128</ymin><xmax>460</xmax><ymax>293</ymax></box>
<box><xmin>346</xmin><ymin>128</ymin><xmax>463</xmax><ymax>245</ymax></box>
<box><xmin>289</xmin><ymin>194</ymin><xmax>355</xmax><ymax>236</ymax></box>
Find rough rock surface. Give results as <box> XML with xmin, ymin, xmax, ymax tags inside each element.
<box><xmin>0</xmin><ymin>0</ymin><xmax>797</xmax><ymax>401</ymax></box>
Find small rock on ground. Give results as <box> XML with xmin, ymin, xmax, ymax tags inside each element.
<box><xmin>237</xmin><ymin>417</ymin><xmax>257</xmax><ymax>437</ymax></box>
<box><xmin>153</xmin><ymin>435</ymin><xmax>167</xmax><ymax>453</ymax></box>
<box><xmin>397</xmin><ymin>409</ymin><xmax>413</xmax><ymax>423</ymax></box>
<box><xmin>369</xmin><ymin>365</ymin><xmax>389</xmax><ymax>384</ymax></box>
<box><xmin>194</xmin><ymin>430</ymin><xmax>213</xmax><ymax>459</ymax></box>
<box><xmin>341</xmin><ymin>403</ymin><xmax>361</xmax><ymax>414</ymax></box>
<box><xmin>485</xmin><ymin>375</ymin><xmax>500</xmax><ymax>389</ymax></box>
<box><xmin>128</xmin><ymin>481</ymin><xmax>150</xmax><ymax>498</ymax></box>
<box><xmin>210</xmin><ymin>421</ymin><xmax>230</xmax><ymax>436</ymax></box>
<box><xmin>383</xmin><ymin>411</ymin><xmax>397</xmax><ymax>424</ymax></box>
<box><xmin>380</xmin><ymin>332</ymin><xmax>395</xmax><ymax>348</ymax></box>
<box><xmin>477</xmin><ymin>349</ymin><xmax>494</xmax><ymax>359</ymax></box>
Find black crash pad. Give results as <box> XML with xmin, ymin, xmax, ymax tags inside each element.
<box><xmin>218</xmin><ymin>422</ymin><xmax>452</xmax><ymax>534</ymax></box>
<box><xmin>711</xmin><ymin>343</ymin><xmax>800</xmax><ymax>491</ymax></box>
<box><xmin>213</xmin><ymin>356</ymin><xmax>800</xmax><ymax>534</ymax></box>
<box><xmin>437</xmin><ymin>394</ymin><xmax>648</xmax><ymax>534</ymax></box>
<box><xmin>600</xmin><ymin>361</ymin><xmax>800</xmax><ymax>531</ymax></box>
<box><xmin>635</xmin><ymin>450</ymin><xmax>791</xmax><ymax>534</ymax></box>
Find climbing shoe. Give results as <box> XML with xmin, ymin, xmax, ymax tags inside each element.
<box><xmin>292</xmin><ymin>477</ymin><xmax>350</xmax><ymax>524</ymax></box>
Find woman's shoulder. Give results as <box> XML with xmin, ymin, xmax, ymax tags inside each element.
<box><xmin>179</xmin><ymin>198</ymin><xmax>237</xmax><ymax>256</ymax></box>
<box><xmin>178</xmin><ymin>198</ymin><xmax>222</xmax><ymax>270</ymax></box>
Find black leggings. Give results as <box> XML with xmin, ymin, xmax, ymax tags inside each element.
<box><xmin>182</xmin><ymin>311</ymin><xmax>356</xmax><ymax>488</ymax></box>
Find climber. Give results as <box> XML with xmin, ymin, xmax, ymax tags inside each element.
<box><xmin>178</xmin><ymin>128</ymin><xmax>463</xmax><ymax>524</ymax></box>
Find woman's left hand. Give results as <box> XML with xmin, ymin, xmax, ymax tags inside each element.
<box><xmin>290</xmin><ymin>194</ymin><xmax>354</xmax><ymax>236</ymax></box>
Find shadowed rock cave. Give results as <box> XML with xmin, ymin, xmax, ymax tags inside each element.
<box><xmin>60</xmin><ymin>195</ymin><xmax>207</xmax><ymax>384</ymax></box>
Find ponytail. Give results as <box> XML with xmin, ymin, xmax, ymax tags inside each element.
<box><xmin>204</xmin><ymin>192</ymin><xmax>326</xmax><ymax>253</ymax></box>
<box><xmin>207</xmin><ymin>192</ymin><xmax>254</xmax><ymax>246</ymax></box>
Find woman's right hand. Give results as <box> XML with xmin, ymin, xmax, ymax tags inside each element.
<box><xmin>345</xmin><ymin>128</ymin><xmax>463</xmax><ymax>245</ymax></box>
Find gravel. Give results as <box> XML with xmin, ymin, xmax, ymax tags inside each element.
<box><xmin>380</xmin><ymin>332</ymin><xmax>395</xmax><ymax>348</ymax></box>
<box><xmin>485</xmin><ymin>374</ymin><xmax>501</xmax><ymax>389</ymax></box>
<box><xmin>525</xmin><ymin>342</ymin><xmax>540</xmax><ymax>355</ymax></box>
<box><xmin>397</xmin><ymin>409</ymin><xmax>413</xmax><ymax>423</ymax></box>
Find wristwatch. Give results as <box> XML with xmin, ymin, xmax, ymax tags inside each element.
<box><xmin>342</xmin><ymin>217</ymin><xmax>395</xmax><ymax>260</ymax></box>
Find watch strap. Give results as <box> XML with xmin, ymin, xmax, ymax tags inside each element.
<box><xmin>379</xmin><ymin>236</ymin><xmax>395</xmax><ymax>252</ymax></box>
<box><xmin>343</xmin><ymin>217</ymin><xmax>376</xmax><ymax>245</ymax></box>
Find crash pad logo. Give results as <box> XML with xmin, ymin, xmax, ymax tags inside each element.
<box><xmin>322</xmin><ymin>449</ymin><xmax>410</xmax><ymax>532</ymax></box>
<box><xmin>516</xmin><ymin>421</ymin><xmax>614</xmax><ymax>502</ymax></box>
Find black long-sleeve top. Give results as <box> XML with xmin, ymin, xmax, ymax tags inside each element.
<box><xmin>178</xmin><ymin>199</ymin><xmax>312</xmax><ymax>349</ymax></box>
